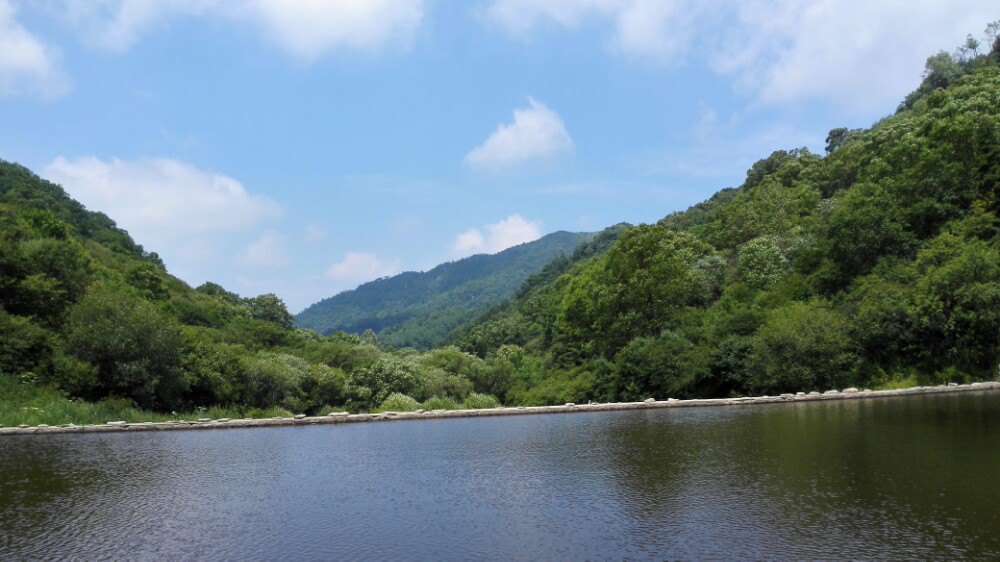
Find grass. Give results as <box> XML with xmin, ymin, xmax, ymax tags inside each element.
<box><xmin>0</xmin><ymin>377</ymin><xmax>291</xmax><ymax>427</ymax></box>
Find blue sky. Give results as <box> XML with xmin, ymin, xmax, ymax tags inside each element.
<box><xmin>1</xmin><ymin>0</ymin><xmax>995</xmax><ymax>311</ymax></box>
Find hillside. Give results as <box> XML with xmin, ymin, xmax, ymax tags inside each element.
<box><xmin>295</xmin><ymin>230</ymin><xmax>592</xmax><ymax>348</ymax></box>
<box><xmin>453</xmin><ymin>45</ymin><xmax>1000</xmax><ymax>405</ymax></box>
<box><xmin>1</xmin><ymin>39</ymin><xmax>997</xmax><ymax>425</ymax></box>
<box><xmin>0</xmin><ymin>161</ymin><xmax>511</xmax><ymax>422</ymax></box>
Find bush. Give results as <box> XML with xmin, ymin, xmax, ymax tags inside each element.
<box><xmin>378</xmin><ymin>392</ymin><xmax>420</xmax><ymax>412</ymax></box>
<box><xmin>462</xmin><ymin>392</ymin><xmax>500</xmax><ymax>409</ymax></box>
<box><xmin>421</xmin><ymin>396</ymin><xmax>459</xmax><ymax>410</ymax></box>
<box><xmin>65</xmin><ymin>284</ymin><xmax>186</xmax><ymax>409</ymax></box>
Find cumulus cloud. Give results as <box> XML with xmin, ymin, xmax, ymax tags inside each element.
<box><xmin>0</xmin><ymin>0</ymin><xmax>71</xmax><ymax>99</ymax></box>
<box><xmin>43</xmin><ymin>156</ymin><xmax>281</xmax><ymax>275</ymax></box>
<box><xmin>236</xmin><ymin>232</ymin><xmax>290</xmax><ymax>268</ymax></box>
<box><xmin>484</xmin><ymin>0</ymin><xmax>996</xmax><ymax>110</ymax></box>
<box><xmin>483</xmin><ymin>0</ymin><xmax>697</xmax><ymax>61</ymax></box>
<box><xmin>712</xmin><ymin>0</ymin><xmax>998</xmax><ymax>110</ymax></box>
<box><xmin>56</xmin><ymin>0</ymin><xmax>425</xmax><ymax>60</ymax></box>
<box><xmin>465</xmin><ymin>97</ymin><xmax>572</xmax><ymax>170</ymax></box>
<box><xmin>451</xmin><ymin>214</ymin><xmax>542</xmax><ymax>258</ymax></box>
<box><xmin>325</xmin><ymin>252</ymin><xmax>402</xmax><ymax>282</ymax></box>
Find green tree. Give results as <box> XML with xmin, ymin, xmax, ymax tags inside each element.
<box><xmin>65</xmin><ymin>284</ymin><xmax>186</xmax><ymax>409</ymax></box>
<box><xmin>749</xmin><ymin>300</ymin><xmax>859</xmax><ymax>394</ymax></box>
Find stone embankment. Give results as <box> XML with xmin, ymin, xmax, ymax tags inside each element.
<box><xmin>2</xmin><ymin>381</ymin><xmax>998</xmax><ymax>436</ymax></box>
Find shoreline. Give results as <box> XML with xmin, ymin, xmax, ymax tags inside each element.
<box><xmin>2</xmin><ymin>381</ymin><xmax>998</xmax><ymax>437</ymax></box>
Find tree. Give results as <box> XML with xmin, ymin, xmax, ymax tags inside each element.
<box><xmin>65</xmin><ymin>284</ymin><xmax>186</xmax><ymax>409</ymax></box>
<box><xmin>245</xmin><ymin>293</ymin><xmax>294</xmax><ymax>329</ymax></box>
<box><xmin>749</xmin><ymin>300</ymin><xmax>859</xmax><ymax>394</ymax></box>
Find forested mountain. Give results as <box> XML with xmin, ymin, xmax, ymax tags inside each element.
<box><xmin>295</xmin><ymin>230</ymin><xmax>592</xmax><ymax>348</ymax></box>
<box><xmin>1</xmin><ymin>37</ymin><xmax>997</xmax><ymax>426</ymax></box>
<box><xmin>0</xmin><ymin>161</ymin><xmax>510</xmax><ymax>422</ymax></box>
<box><xmin>452</xmin><ymin>41</ymin><xmax>1000</xmax><ymax>405</ymax></box>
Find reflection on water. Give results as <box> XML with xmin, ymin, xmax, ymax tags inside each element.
<box><xmin>1</xmin><ymin>392</ymin><xmax>998</xmax><ymax>559</ymax></box>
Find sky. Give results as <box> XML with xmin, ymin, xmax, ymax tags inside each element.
<box><xmin>1</xmin><ymin>0</ymin><xmax>996</xmax><ymax>312</ymax></box>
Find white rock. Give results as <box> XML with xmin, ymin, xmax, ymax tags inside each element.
<box><xmin>216</xmin><ymin>418</ymin><xmax>230</xmax><ymax>423</ymax></box>
<box><xmin>644</xmin><ymin>398</ymin><xmax>656</xmax><ymax>403</ymax></box>
<box><xmin>808</xmin><ymin>391</ymin><xmax>820</xmax><ymax>396</ymax></box>
<box><xmin>197</xmin><ymin>418</ymin><xmax>211</xmax><ymax>422</ymax></box>
<box><xmin>293</xmin><ymin>414</ymin><xmax>306</xmax><ymax>420</ymax></box>
<box><xmin>843</xmin><ymin>387</ymin><xmax>859</xmax><ymax>393</ymax></box>
<box><xmin>37</xmin><ymin>424</ymin><xmax>49</xmax><ymax>428</ymax></box>
<box><xmin>824</xmin><ymin>390</ymin><xmax>840</xmax><ymax>395</ymax></box>
<box><xmin>107</xmin><ymin>421</ymin><xmax>127</xmax><ymax>426</ymax></box>
<box><xmin>948</xmin><ymin>382</ymin><xmax>958</xmax><ymax>387</ymax></box>
<box><xmin>327</xmin><ymin>411</ymin><xmax>349</xmax><ymax>417</ymax></box>
<box><xmin>795</xmin><ymin>392</ymin><xmax>805</xmax><ymax>396</ymax></box>
<box><xmin>565</xmin><ymin>402</ymin><xmax>575</xmax><ymax>407</ymax></box>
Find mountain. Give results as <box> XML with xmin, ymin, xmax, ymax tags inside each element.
<box><xmin>295</xmin><ymin>231</ymin><xmax>593</xmax><ymax>348</ymax></box>
<box><xmin>452</xmin><ymin>47</ymin><xmax>1000</xmax><ymax>405</ymax></box>
<box><xmin>2</xmin><ymin>38</ymin><xmax>997</xmax><ymax>425</ymax></box>
<box><xmin>0</xmin><ymin>161</ymin><xmax>508</xmax><ymax>420</ymax></box>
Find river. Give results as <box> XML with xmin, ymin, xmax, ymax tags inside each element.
<box><xmin>1</xmin><ymin>390</ymin><xmax>998</xmax><ymax>559</ymax></box>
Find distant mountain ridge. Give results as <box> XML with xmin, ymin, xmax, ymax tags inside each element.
<box><xmin>295</xmin><ymin>231</ymin><xmax>593</xmax><ymax>348</ymax></box>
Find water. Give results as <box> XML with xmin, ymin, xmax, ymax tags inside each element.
<box><xmin>1</xmin><ymin>391</ymin><xmax>998</xmax><ymax>560</ymax></box>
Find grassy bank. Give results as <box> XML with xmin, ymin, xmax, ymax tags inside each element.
<box><xmin>0</xmin><ymin>377</ymin><xmax>292</xmax><ymax>427</ymax></box>
<box><xmin>0</xmin><ymin>378</ymin><xmax>503</xmax><ymax>427</ymax></box>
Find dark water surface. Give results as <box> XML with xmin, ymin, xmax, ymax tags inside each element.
<box><xmin>2</xmin><ymin>391</ymin><xmax>999</xmax><ymax>560</ymax></box>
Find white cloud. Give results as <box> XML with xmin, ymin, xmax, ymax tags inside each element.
<box><xmin>0</xmin><ymin>0</ymin><xmax>71</xmax><ymax>99</ymax></box>
<box><xmin>236</xmin><ymin>232</ymin><xmax>290</xmax><ymax>268</ymax></box>
<box><xmin>43</xmin><ymin>156</ymin><xmax>281</xmax><ymax>275</ymax></box>
<box><xmin>56</xmin><ymin>0</ymin><xmax>425</xmax><ymax>60</ymax></box>
<box><xmin>465</xmin><ymin>97</ymin><xmax>572</xmax><ymax>170</ymax></box>
<box><xmin>485</xmin><ymin>0</ymin><xmax>996</xmax><ymax>111</ymax></box>
<box><xmin>451</xmin><ymin>214</ymin><xmax>542</xmax><ymax>258</ymax></box>
<box><xmin>325</xmin><ymin>252</ymin><xmax>402</xmax><ymax>282</ymax></box>
<box><xmin>712</xmin><ymin>0</ymin><xmax>998</xmax><ymax>110</ymax></box>
<box><xmin>483</xmin><ymin>0</ymin><xmax>698</xmax><ymax>61</ymax></box>
<box><xmin>247</xmin><ymin>0</ymin><xmax>425</xmax><ymax>61</ymax></box>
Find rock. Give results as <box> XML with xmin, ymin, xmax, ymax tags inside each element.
<box><xmin>327</xmin><ymin>411</ymin><xmax>349</xmax><ymax>417</ymax></box>
<box><xmin>808</xmin><ymin>391</ymin><xmax>820</xmax><ymax>396</ymax></box>
<box><xmin>565</xmin><ymin>402</ymin><xmax>575</xmax><ymax>407</ymax></box>
<box><xmin>843</xmin><ymin>387</ymin><xmax>859</xmax><ymax>393</ymax></box>
<box><xmin>293</xmin><ymin>414</ymin><xmax>306</xmax><ymax>420</ymax></box>
<box><xmin>19</xmin><ymin>424</ymin><xmax>29</xmax><ymax>428</ymax></box>
<box><xmin>971</xmin><ymin>382</ymin><xmax>983</xmax><ymax>386</ymax></box>
<box><xmin>780</xmin><ymin>393</ymin><xmax>793</xmax><ymax>398</ymax></box>
<box><xmin>107</xmin><ymin>421</ymin><xmax>127</xmax><ymax>426</ymax></box>
<box><xmin>216</xmin><ymin>418</ymin><xmax>230</xmax><ymax>423</ymax></box>
<box><xmin>385</xmin><ymin>412</ymin><xmax>398</xmax><ymax>416</ymax></box>
<box><xmin>415</xmin><ymin>409</ymin><xmax>425</xmax><ymax>414</ymax></box>
<box><xmin>197</xmin><ymin>418</ymin><xmax>211</xmax><ymax>422</ymax></box>
<box><xmin>948</xmin><ymin>382</ymin><xmax>958</xmax><ymax>387</ymax></box>
<box><xmin>644</xmin><ymin>398</ymin><xmax>656</xmax><ymax>403</ymax></box>
<box><xmin>667</xmin><ymin>398</ymin><xmax>679</xmax><ymax>402</ymax></box>
<box><xmin>795</xmin><ymin>392</ymin><xmax>805</xmax><ymax>396</ymax></box>
<box><xmin>37</xmin><ymin>424</ymin><xmax>49</xmax><ymax>428</ymax></box>
<box><xmin>823</xmin><ymin>390</ymin><xmax>839</xmax><ymax>395</ymax></box>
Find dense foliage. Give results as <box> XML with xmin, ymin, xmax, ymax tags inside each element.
<box><xmin>452</xmin><ymin>38</ymin><xmax>1000</xmax><ymax>405</ymax></box>
<box><xmin>295</xmin><ymin>230</ymin><xmax>592</xmax><ymax>348</ymax></box>
<box><xmin>0</xmin><ymin>163</ymin><xmax>504</xmax><ymax>421</ymax></box>
<box><xmin>2</xmin><ymin>33</ymin><xmax>998</xmax><ymax>423</ymax></box>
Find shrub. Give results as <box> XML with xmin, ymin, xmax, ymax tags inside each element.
<box><xmin>378</xmin><ymin>392</ymin><xmax>420</xmax><ymax>412</ymax></box>
<box><xmin>462</xmin><ymin>392</ymin><xmax>500</xmax><ymax>409</ymax></box>
<box><xmin>422</xmin><ymin>396</ymin><xmax>459</xmax><ymax>410</ymax></box>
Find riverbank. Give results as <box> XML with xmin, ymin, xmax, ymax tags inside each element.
<box><xmin>3</xmin><ymin>381</ymin><xmax>998</xmax><ymax>436</ymax></box>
